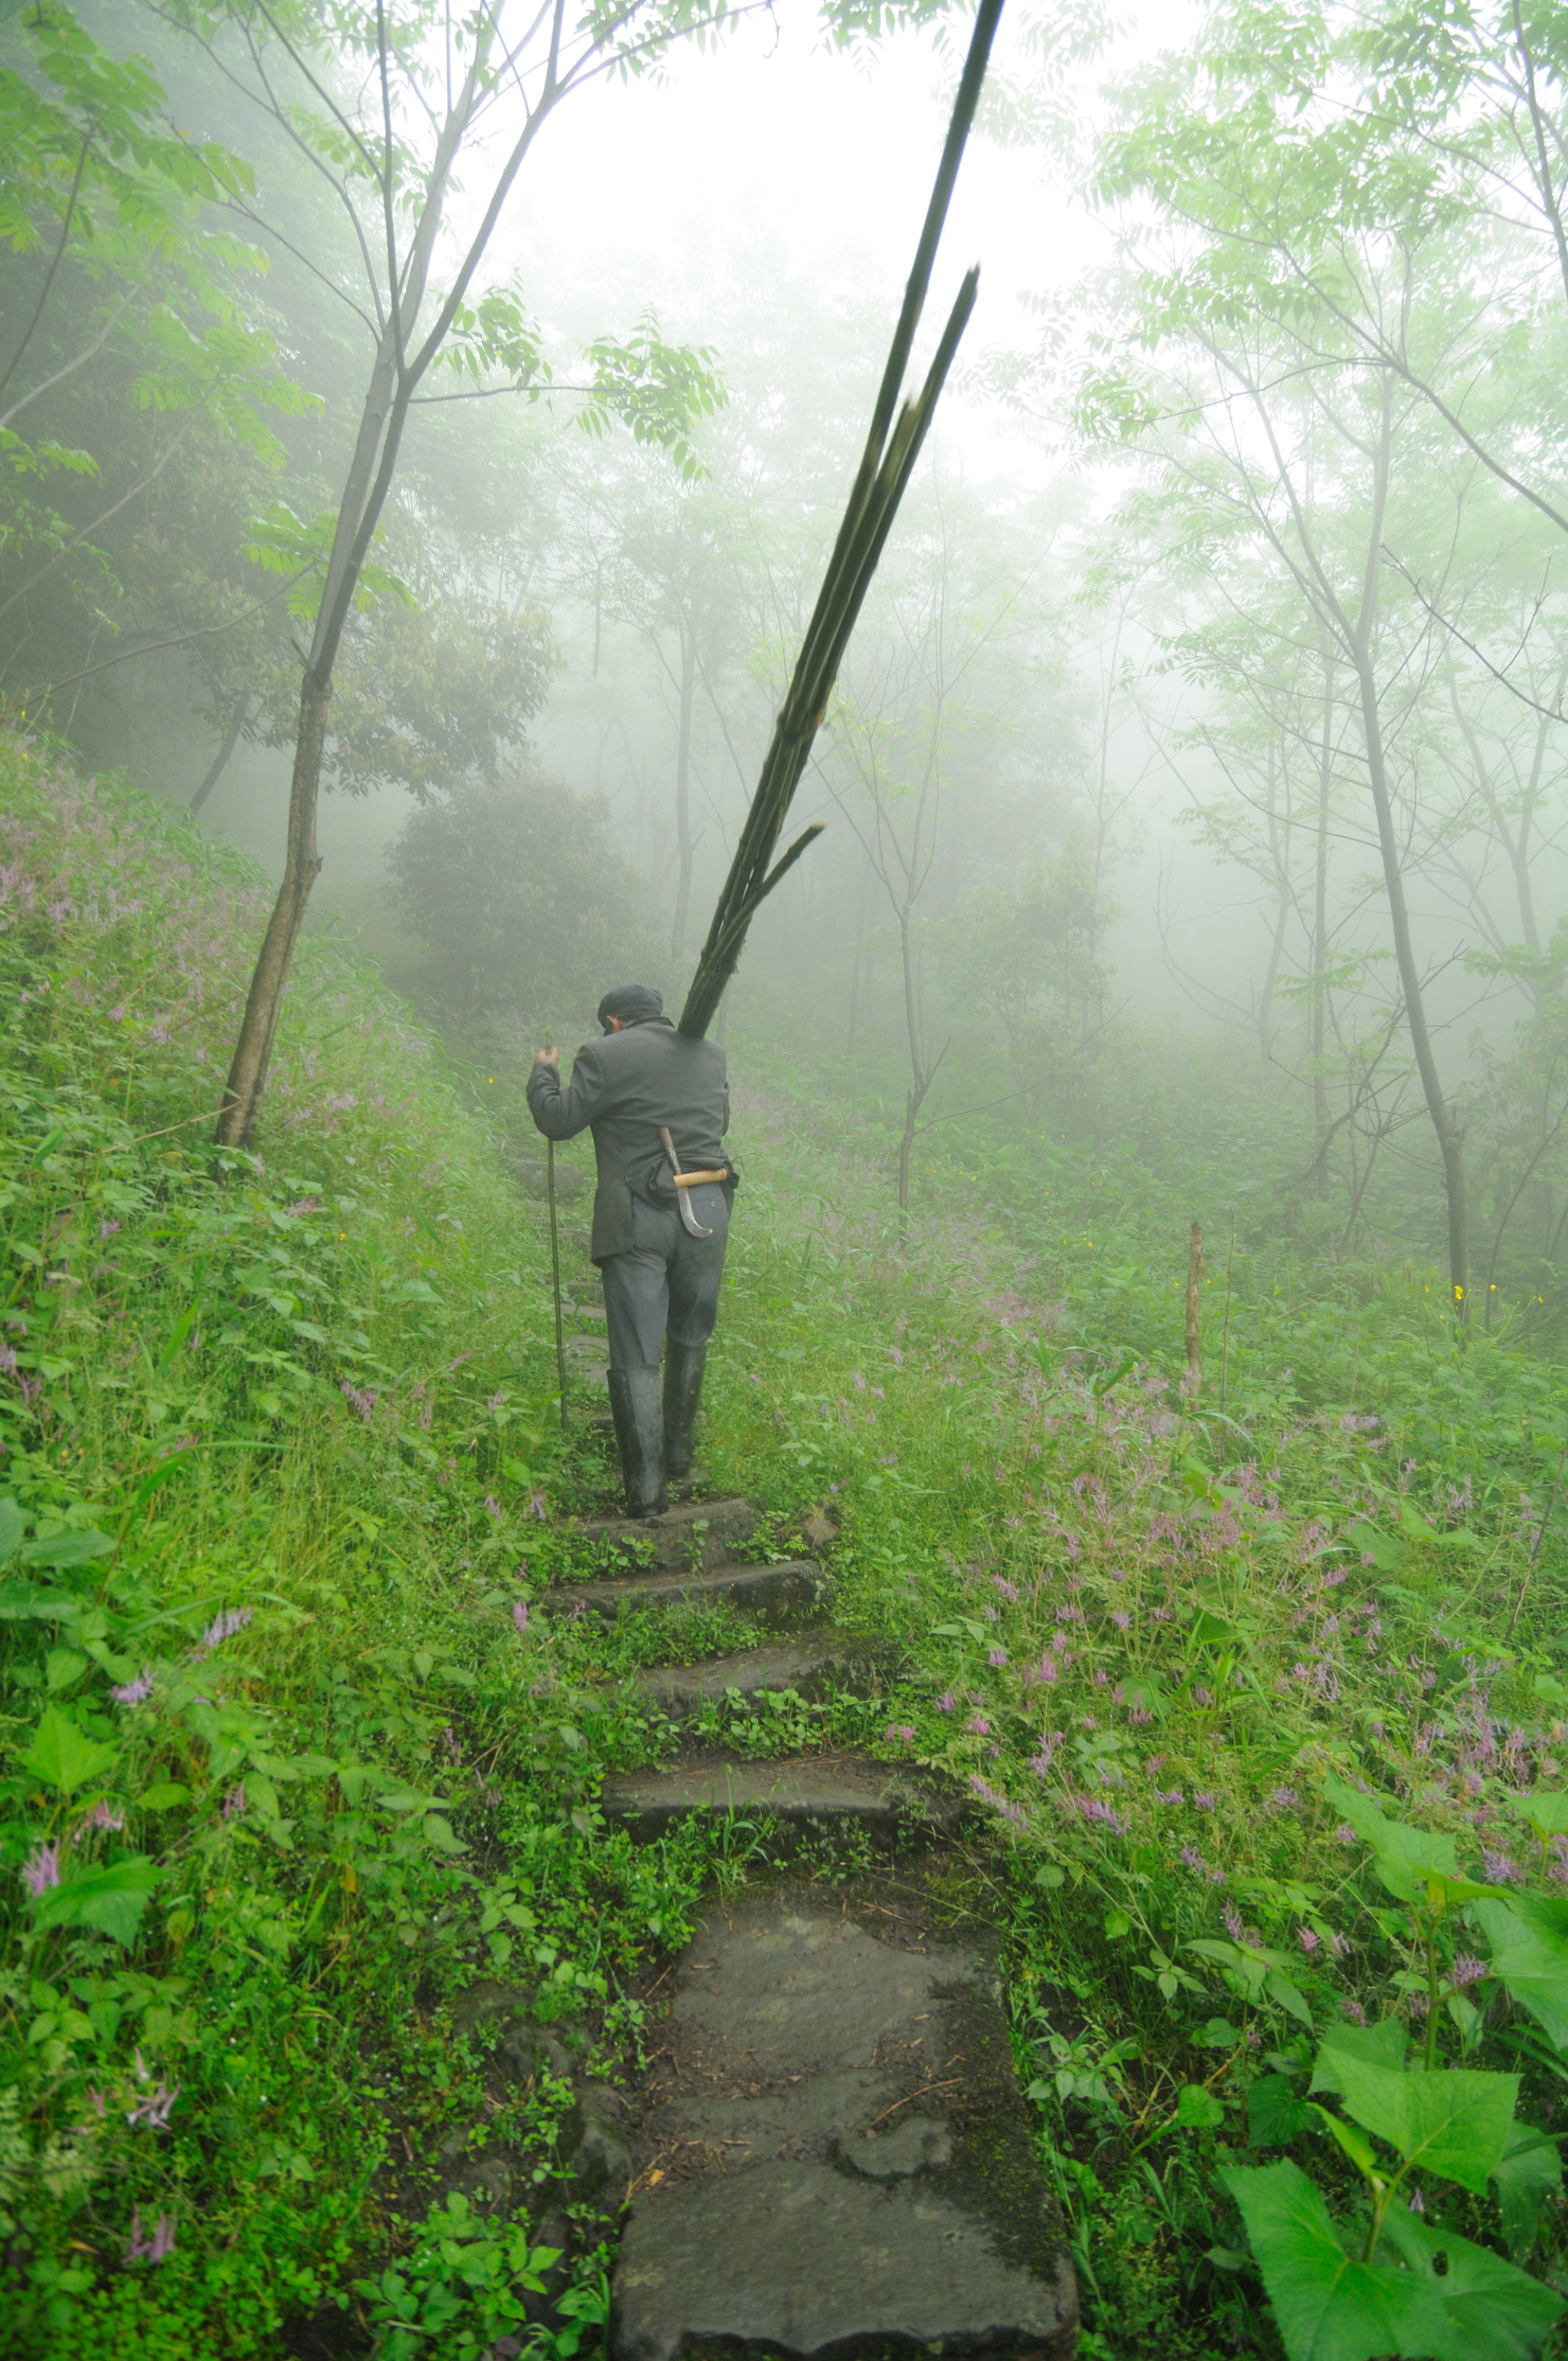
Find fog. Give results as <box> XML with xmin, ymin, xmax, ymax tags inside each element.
<box><xmin>9</xmin><ymin>0</ymin><xmax>1568</xmax><ymax>1306</ymax></box>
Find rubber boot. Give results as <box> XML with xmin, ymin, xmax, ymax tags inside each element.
<box><xmin>608</xmin><ymin>1365</ymin><xmax>666</xmax><ymax>1519</ymax></box>
<box><xmin>663</xmin><ymin>1342</ymin><xmax>707</xmax><ymax>1498</ymax></box>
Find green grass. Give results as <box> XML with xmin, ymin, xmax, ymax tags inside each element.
<box><xmin>4</xmin><ymin>730</ymin><xmax>1568</xmax><ymax>2356</ymax></box>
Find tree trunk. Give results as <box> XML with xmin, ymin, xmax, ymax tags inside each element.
<box><xmin>896</xmin><ymin>902</ymin><xmax>924</xmax><ymax>1215</ymax></box>
<box><xmin>1310</xmin><ymin>659</ymin><xmax>1333</xmax><ymax>1189</ymax></box>
<box><xmin>847</xmin><ymin>858</ymin><xmax>873</xmax><ymax>1058</ymax></box>
<box><xmin>1257</xmin><ymin>746</ymin><xmax>1289</xmax><ymax>1071</ymax></box>
<box><xmin>215</xmin><ymin>672</ymin><xmax>329</xmax><ymax>1147</ymax></box>
<box><xmin>1355</xmin><ymin>652</ymin><xmax>1469</xmax><ymax>1319</ymax></box>
<box><xmin>190</xmin><ymin>693</ymin><xmax>251</xmax><ymax>817</ymax></box>
<box><xmin>671</xmin><ymin>619</ymin><xmax>696</xmax><ymax>962</ymax></box>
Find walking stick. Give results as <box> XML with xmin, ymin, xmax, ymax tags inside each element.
<box><xmin>544</xmin><ymin>1033</ymin><xmax>569</xmax><ymax>1433</ymax></box>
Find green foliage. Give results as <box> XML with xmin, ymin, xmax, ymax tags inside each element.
<box><xmin>0</xmin><ymin>3</ymin><xmax>312</xmax><ymax>701</ymax></box>
<box><xmin>387</xmin><ymin>767</ymin><xmax>662</xmax><ymax>1036</ymax></box>
<box><xmin>11</xmin><ymin>720</ymin><xmax>1568</xmax><ymax>2358</ymax></box>
<box><xmin>352</xmin><ymin>2192</ymin><xmax>606</xmax><ymax>2360</ymax></box>
<box><xmin>1224</xmin><ymin>2156</ymin><xmax>1563</xmax><ymax>2361</ymax></box>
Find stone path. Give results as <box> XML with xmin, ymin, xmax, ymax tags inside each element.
<box><xmin>547</xmin><ymin>1493</ymin><xmax>1080</xmax><ymax>2360</ymax></box>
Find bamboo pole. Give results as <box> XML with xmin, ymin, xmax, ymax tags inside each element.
<box><xmin>677</xmin><ymin>0</ymin><xmax>1007</xmax><ymax>1039</ymax></box>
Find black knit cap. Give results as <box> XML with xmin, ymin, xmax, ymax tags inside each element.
<box><xmin>596</xmin><ymin>983</ymin><xmax>664</xmax><ymax>1032</ymax></box>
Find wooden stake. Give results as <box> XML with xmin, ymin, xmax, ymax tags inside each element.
<box><xmin>1184</xmin><ymin>1220</ymin><xmax>1204</xmax><ymax>1401</ymax></box>
<box><xmin>544</xmin><ymin>1034</ymin><xmax>568</xmax><ymax>1433</ymax></box>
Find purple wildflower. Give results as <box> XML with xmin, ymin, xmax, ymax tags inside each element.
<box><xmin>1341</xmin><ymin>2000</ymin><xmax>1367</xmax><ymax>2025</ymax></box>
<box><xmin>965</xmin><ymin>1715</ymin><xmax>992</xmax><ymax>1737</ymax></box>
<box><xmin>111</xmin><ymin>1672</ymin><xmax>153</xmax><ymax>1705</ymax></box>
<box><xmin>1155</xmin><ymin>1788</ymin><xmax>1185</xmax><ymax>1807</ymax></box>
<box><xmin>511</xmin><ymin>1601</ymin><xmax>530</xmax><ymax>1634</ymax></box>
<box><xmin>221</xmin><ymin>1783</ymin><xmax>245</xmax><ymax>1822</ymax></box>
<box><xmin>125</xmin><ymin>2209</ymin><xmax>176</xmax><ymax>2265</ymax></box>
<box><xmin>1297</xmin><ymin>1926</ymin><xmax>1321</xmax><ymax>1954</ymax></box>
<box><xmin>886</xmin><ymin>1723</ymin><xmax>916</xmax><ymax>1744</ymax></box>
<box><xmin>992</xmin><ymin>1576</ymin><xmax>1019</xmax><ymax>1601</ymax></box>
<box><xmin>936</xmin><ymin>1691</ymin><xmax>956</xmax><ymax>1713</ymax></box>
<box><xmin>1450</xmin><ymin>1954</ymin><xmax>1487</xmax><ymax>1989</ymax></box>
<box><xmin>1269</xmin><ymin>1786</ymin><xmax>1298</xmax><ymax>1811</ymax></box>
<box><xmin>483</xmin><ymin>1495</ymin><xmax>502</xmax><ymax>1519</ymax></box>
<box><xmin>1075</xmin><ymin>1794</ymin><xmax>1127</xmax><ymax>1835</ymax></box>
<box><xmin>339</xmin><ymin>1381</ymin><xmax>378</xmax><ymax>1422</ymax></box>
<box><xmin>126</xmin><ymin>2081</ymin><xmax>179</xmax><ymax>2130</ymax></box>
<box><xmin>21</xmin><ymin>1841</ymin><xmax>60</xmax><ymax>1897</ymax></box>
<box><xmin>197</xmin><ymin>1606</ymin><xmax>252</xmax><ymax>1656</ymax></box>
<box><xmin>988</xmin><ymin>1647</ymin><xmax>1008</xmax><ymax>1668</ymax></box>
<box><xmin>1482</xmin><ymin>1849</ymin><xmax>1521</xmax><ymax>1885</ymax></box>
<box><xmin>966</xmin><ymin>1774</ymin><xmax>1025</xmax><ymax>1823</ymax></box>
<box><xmin>1334</xmin><ymin>1823</ymin><xmax>1357</xmax><ymax>1845</ymax></box>
<box><xmin>1112</xmin><ymin>1611</ymin><xmax>1132</xmax><ymax>1630</ymax></box>
<box><xmin>1193</xmin><ymin>1791</ymin><xmax>1218</xmax><ymax>1810</ymax></box>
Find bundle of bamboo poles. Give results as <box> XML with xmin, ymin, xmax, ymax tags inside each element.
<box><xmin>677</xmin><ymin>0</ymin><xmax>1006</xmax><ymax>1040</ymax></box>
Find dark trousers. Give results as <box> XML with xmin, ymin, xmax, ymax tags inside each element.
<box><xmin>601</xmin><ymin>1185</ymin><xmax>730</xmax><ymax>1369</ymax></box>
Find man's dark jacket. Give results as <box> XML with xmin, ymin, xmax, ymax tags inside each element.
<box><xmin>525</xmin><ymin>1015</ymin><xmax>730</xmax><ymax>1262</ymax></box>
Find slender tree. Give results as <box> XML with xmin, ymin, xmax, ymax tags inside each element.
<box><xmin>165</xmin><ymin>0</ymin><xmax>755</xmax><ymax>1144</ymax></box>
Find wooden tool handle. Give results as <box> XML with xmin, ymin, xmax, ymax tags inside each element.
<box><xmin>672</xmin><ymin>1169</ymin><xmax>728</xmax><ymax>1188</ymax></box>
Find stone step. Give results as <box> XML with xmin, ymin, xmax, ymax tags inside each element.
<box><xmin>599</xmin><ymin>1750</ymin><xmax>965</xmax><ymax>1845</ymax></box>
<box><xmin>545</xmin><ymin>1558</ymin><xmax>826</xmax><ymax>1630</ymax></box>
<box><xmin>567</xmin><ymin>1495</ymin><xmax>757</xmax><ymax>1574</ymax></box>
<box><xmin>633</xmin><ymin>1637</ymin><xmax>890</xmax><ymax>1716</ymax></box>
<box><xmin>610</xmin><ymin>1878</ymin><xmax>1078</xmax><ymax>2361</ymax></box>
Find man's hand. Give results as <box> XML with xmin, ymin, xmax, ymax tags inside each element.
<box><xmin>533</xmin><ymin>1046</ymin><xmax>560</xmax><ymax>1070</ymax></box>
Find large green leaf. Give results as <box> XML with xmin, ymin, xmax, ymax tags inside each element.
<box><xmin>1309</xmin><ymin>2043</ymin><xmax>1517</xmax><ymax>2193</ymax></box>
<box><xmin>1511</xmin><ymin>1790</ymin><xmax>1568</xmax><ymax>1843</ymax></box>
<box><xmin>0</xmin><ymin>1581</ymin><xmax>74</xmax><ymax>1621</ymax></box>
<box><xmin>1315</xmin><ymin>2020</ymin><xmax>1410</xmax><ymax>2075</ymax></box>
<box><xmin>1491</xmin><ymin>2119</ymin><xmax>1563</xmax><ymax>2262</ymax></box>
<box><xmin>18</xmin><ymin>1527</ymin><xmax>114</xmax><ymax>1570</ymax></box>
<box><xmin>21</xmin><ymin>1706</ymin><xmax>117</xmax><ymax>1796</ymax></box>
<box><xmin>1472</xmin><ymin>1900</ymin><xmax>1568</xmax><ymax>2055</ymax></box>
<box><xmin>1222</xmin><ymin>2160</ymin><xmax>1443</xmax><ymax>2360</ymax></box>
<box><xmin>1250</xmin><ymin>2073</ymin><xmax>1315</xmax><ymax>2147</ymax></box>
<box><xmin>0</xmin><ymin>1497</ymin><xmax>24</xmax><ymax>1566</ymax></box>
<box><xmin>1323</xmin><ymin>1777</ymin><xmax>1460</xmax><ymax>1903</ymax></box>
<box><xmin>1379</xmin><ymin>2206</ymin><xmax>1566</xmax><ymax>2358</ymax></box>
<box><xmin>1224</xmin><ymin>2160</ymin><xmax>1564</xmax><ymax>2361</ymax></box>
<box><xmin>31</xmin><ymin>1857</ymin><xmax>159</xmax><ymax>1948</ymax></box>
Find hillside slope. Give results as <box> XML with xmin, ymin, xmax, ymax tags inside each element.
<box><xmin>5</xmin><ymin>736</ymin><xmax>1568</xmax><ymax>2358</ymax></box>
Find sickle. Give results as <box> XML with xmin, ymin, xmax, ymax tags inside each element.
<box><xmin>660</xmin><ymin>1126</ymin><xmax>713</xmax><ymax>1238</ymax></box>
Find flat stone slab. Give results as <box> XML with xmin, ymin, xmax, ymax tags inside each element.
<box><xmin>546</xmin><ymin>1560</ymin><xmax>825</xmax><ymax>1630</ymax></box>
<box><xmin>567</xmin><ymin>1496</ymin><xmax>757</xmax><ymax>1573</ymax></box>
<box><xmin>634</xmin><ymin>1637</ymin><xmax>890</xmax><ymax>1715</ymax></box>
<box><xmin>612</xmin><ymin>1883</ymin><xmax>1077</xmax><ymax>2361</ymax></box>
<box><xmin>600</xmin><ymin>1752</ymin><xmax>965</xmax><ymax>1845</ymax></box>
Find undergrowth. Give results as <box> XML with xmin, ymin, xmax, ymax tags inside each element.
<box><xmin>5</xmin><ymin>731</ymin><xmax>1568</xmax><ymax>2355</ymax></box>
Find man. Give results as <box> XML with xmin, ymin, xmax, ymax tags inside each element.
<box><xmin>528</xmin><ymin>984</ymin><xmax>733</xmax><ymax>1517</ymax></box>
